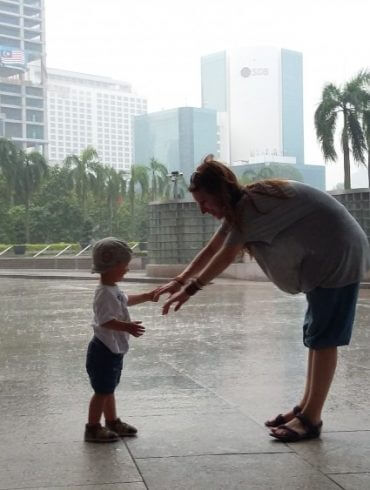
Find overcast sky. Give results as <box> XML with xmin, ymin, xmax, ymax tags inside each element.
<box><xmin>44</xmin><ymin>0</ymin><xmax>370</xmax><ymax>188</ymax></box>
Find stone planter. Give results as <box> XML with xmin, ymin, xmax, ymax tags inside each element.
<box><xmin>13</xmin><ymin>245</ymin><xmax>26</xmax><ymax>255</ymax></box>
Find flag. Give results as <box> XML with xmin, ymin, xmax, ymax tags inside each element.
<box><xmin>0</xmin><ymin>48</ymin><xmax>25</xmax><ymax>66</ymax></box>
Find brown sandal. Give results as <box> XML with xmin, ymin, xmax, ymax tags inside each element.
<box><xmin>269</xmin><ymin>412</ymin><xmax>323</xmax><ymax>442</ymax></box>
<box><xmin>264</xmin><ymin>405</ymin><xmax>301</xmax><ymax>428</ymax></box>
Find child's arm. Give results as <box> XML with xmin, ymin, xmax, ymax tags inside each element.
<box><xmin>127</xmin><ymin>290</ymin><xmax>158</xmax><ymax>306</ymax></box>
<box><xmin>101</xmin><ymin>319</ymin><xmax>145</xmax><ymax>337</ymax></box>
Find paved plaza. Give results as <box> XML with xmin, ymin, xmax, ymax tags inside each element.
<box><xmin>0</xmin><ymin>275</ymin><xmax>370</xmax><ymax>489</ymax></box>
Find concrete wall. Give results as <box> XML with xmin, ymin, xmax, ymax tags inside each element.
<box><xmin>146</xmin><ymin>257</ymin><xmax>268</xmax><ymax>281</ymax></box>
<box><xmin>0</xmin><ymin>256</ymin><xmax>145</xmax><ymax>270</ymax></box>
<box><xmin>147</xmin><ymin>193</ymin><xmax>370</xmax><ymax>282</ymax></box>
<box><xmin>331</xmin><ymin>188</ymin><xmax>370</xmax><ymax>242</ymax></box>
<box><xmin>148</xmin><ymin>200</ymin><xmax>219</xmax><ymax>265</ymax></box>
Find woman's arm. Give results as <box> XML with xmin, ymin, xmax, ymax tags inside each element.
<box><xmin>162</xmin><ymin>241</ymin><xmax>243</xmax><ymax>314</ymax></box>
<box><xmin>153</xmin><ymin>228</ymin><xmax>227</xmax><ymax>300</ymax></box>
<box><xmin>176</xmin><ymin>228</ymin><xmax>227</xmax><ymax>281</ymax></box>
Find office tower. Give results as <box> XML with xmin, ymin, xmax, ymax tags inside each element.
<box><xmin>47</xmin><ymin>68</ymin><xmax>147</xmax><ymax>171</ymax></box>
<box><xmin>134</xmin><ymin>107</ymin><xmax>217</xmax><ymax>182</ymax></box>
<box><xmin>201</xmin><ymin>46</ymin><xmax>304</xmax><ymax>164</ymax></box>
<box><xmin>0</xmin><ymin>0</ymin><xmax>47</xmax><ymax>153</ymax></box>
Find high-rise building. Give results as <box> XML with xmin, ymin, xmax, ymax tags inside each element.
<box><xmin>47</xmin><ymin>68</ymin><xmax>147</xmax><ymax>171</ymax></box>
<box><xmin>202</xmin><ymin>46</ymin><xmax>326</xmax><ymax>189</ymax></box>
<box><xmin>0</xmin><ymin>0</ymin><xmax>47</xmax><ymax>153</ymax></box>
<box><xmin>201</xmin><ymin>46</ymin><xmax>304</xmax><ymax>164</ymax></box>
<box><xmin>134</xmin><ymin>107</ymin><xmax>217</xmax><ymax>182</ymax></box>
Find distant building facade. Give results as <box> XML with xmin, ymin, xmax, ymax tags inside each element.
<box><xmin>0</xmin><ymin>0</ymin><xmax>47</xmax><ymax>154</ymax></box>
<box><xmin>47</xmin><ymin>68</ymin><xmax>147</xmax><ymax>171</ymax></box>
<box><xmin>230</xmin><ymin>157</ymin><xmax>326</xmax><ymax>191</ymax></box>
<box><xmin>201</xmin><ymin>46</ymin><xmax>325</xmax><ymax>189</ymax></box>
<box><xmin>134</xmin><ymin>107</ymin><xmax>217</xmax><ymax>181</ymax></box>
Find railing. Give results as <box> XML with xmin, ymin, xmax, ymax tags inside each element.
<box><xmin>75</xmin><ymin>244</ymin><xmax>91</xmax><ymax>257</ymax></box>
<box><xmin>0</xmin><ymin>245</ymin><xmax>13</xmax><ymax>256</ymax></box>
<box><xmin>33</xmin><ymin>244</ymin><xmax>51</xmax><ymax>257</ymax></box>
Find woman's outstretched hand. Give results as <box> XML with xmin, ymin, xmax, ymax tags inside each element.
<box><xmin>153</xmin><ymin>280</ymin><xmax>182</xmax><ymax>301</ymax></box>
<box><xmin>162</xmin><ymin>289</ymin><xmax>190</xmax><ymax>315</ymax></box>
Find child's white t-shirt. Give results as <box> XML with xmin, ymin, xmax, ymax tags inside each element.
<box><xmin>91</xmin><ymin>284</ymin><xmax>130</xmax><ymax>354</ymax></box>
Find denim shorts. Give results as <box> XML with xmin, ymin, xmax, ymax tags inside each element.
<box><xmin>86</xmin><ymin>336</ymin><xmax>124</xmax><ymax>394</ymax></box>
<box><xmin>303</xmin><ymin>282</ymin><xmax>360</xmax><ymax>349</ymax></box>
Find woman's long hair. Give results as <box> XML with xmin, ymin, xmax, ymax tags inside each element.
<box><xmin>189</xmin><ymin>155</ymin><xmax>291</xmax><ymax>229</ymax></box>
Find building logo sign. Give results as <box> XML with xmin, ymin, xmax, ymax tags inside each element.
<box><xmin>240</xmin><ymin>67</ymin><xmax>269</xmax><ymax>78</ymax></box>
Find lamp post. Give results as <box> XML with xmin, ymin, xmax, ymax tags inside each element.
<box><xmin>167</xmin><ymin>170</ymin><xmax>183</xmax><ymax>200</ymax></box>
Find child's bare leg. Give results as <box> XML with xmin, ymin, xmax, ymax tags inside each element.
<box><xmin>103</xmin><ymin>393</ymin><xmax>117</xmax><ymax>423</ymax></box>
<box><xmin>273</xmin><ymin>346</ymin><xmax>337</xmax><ymax>436</ymax></box>
<box><xmin>88</xmin><ymin>393</ymin><xmax>108</xmax><ymax>425</ymax></box>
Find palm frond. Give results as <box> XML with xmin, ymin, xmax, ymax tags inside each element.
<box><xmin>347</xmin><ymin>111</ymin><xmax>367</xmax><ymax>164</ymax></box>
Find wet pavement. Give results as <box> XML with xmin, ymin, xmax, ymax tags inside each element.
<box><xmin>0</xmin><ymin>276</ymin><xmax>369</xmax><ymax>489</ymax></box>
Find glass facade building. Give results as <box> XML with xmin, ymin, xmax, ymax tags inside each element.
<box><xmin>0</xmin><ymin>0</ymin><xmax>47</xmax><ymax>153</ymax></box>
<box><xmin>134</xmin><ymin>107</ymin><xmax>217</xmax><ymax>182</ymax></box>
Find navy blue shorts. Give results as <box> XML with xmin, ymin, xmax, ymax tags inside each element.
<box><xmin>86</xmin><ymin>336</ymin><xmax>124</xmax><ymax>394</ymax></box>
<box><xmin>303</xmin><ymin>283</ymin><xmax>359</xmax><ymax>349</ymax></box>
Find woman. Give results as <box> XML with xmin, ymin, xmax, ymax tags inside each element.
<box><xmin>154</xmin><ymin>155</ymin><xmax>370</xmax><ymax>443</ymax></box>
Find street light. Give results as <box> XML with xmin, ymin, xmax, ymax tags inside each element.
<box><xmin>167</xmin><ymin>170</ymin><xmax>183</xmax><ymax>200</ymax></box>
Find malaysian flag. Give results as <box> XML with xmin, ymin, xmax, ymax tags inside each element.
<box><xmin>0</xmin><ymin>48</ymin><xmax>25</xmax><ymax>66</ymax></box>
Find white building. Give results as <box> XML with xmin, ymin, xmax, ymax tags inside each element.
<box><xmin>201</xmin><ymin>46</ymin><xmax>304</xmax><ymax>165</ymax></box>
<box><xmin>47</xmin><ymin>68</ymin><xmax>147</xmax><ymax>171</ymax></box>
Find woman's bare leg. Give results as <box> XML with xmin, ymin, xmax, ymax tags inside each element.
<box><xmin>272</xmin><ymin>347</ymin><xmax>337</xmax><ymax>436</ymax></box>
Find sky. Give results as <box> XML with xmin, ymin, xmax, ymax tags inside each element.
<box><xmin>44</xmin><ymin>0</ymin><xmax>370</xmax><ymax>189</ymax></box>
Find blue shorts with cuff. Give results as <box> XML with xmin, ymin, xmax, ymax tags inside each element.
<box><xmin>303</xmin><ymin>282</ymin><xmax>359</xmax><ymax>349</ymax></box>
<box><xmin>86</xmin><ymin>336</ymin><xmax>124</xmax><ymax>394</ymax></box>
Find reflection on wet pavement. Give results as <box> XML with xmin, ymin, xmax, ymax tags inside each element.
<box><xmin>0</xmin><ymin>278</ymin><xmax>369</xmax><ymax>489</ymax></box>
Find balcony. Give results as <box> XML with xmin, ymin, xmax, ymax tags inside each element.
<box><xmin>0</xmin><ymin>14</ymin><xmax>20</xmax><ymax>27</ymax></box>
<box><xmin>0</xmin><ymin>1</ymin><xmax>19</xmax><ymax>15</ymax></box>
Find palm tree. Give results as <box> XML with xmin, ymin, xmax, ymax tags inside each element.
<box><xmin>64</xmin><ymin>146</ymin><xmax>99</xmax><ymax>219</ymax></box>
<box><xmin>0</xmin><ymin>137</ymin><xmax>19</xmax><ymax>205</ymax></box>
<box><xmin>315</xmin><ymin>70</ymin><xmax>370</xmax><ymax>190</ymax></box>
<box><xmin>361</xmin><ymin>104</ymin><xmax>370</xmax><ymax>187</ymax></box>
<box><xmin>16</xmin><ymin>150</ymin><xmax>48</xmax><ymax>242</ymax></box>
<box><xmin>240</xmin><ymin>164</ymin><xmax>303</xmax><ymax>185</ymax></box>
<box><xmin>104</xmin><ymin>166</ymin><xmax>127</xmax><ymax>235</ymax></box>
<box><xmin>148</xmin><ymin>158</ymin><xmax>168</xmax><ymax>200</ymax></box>
<box><xmin>240</xmin><ymin>166</ymin><xmax>274</xmax><ymax>184</ymax></box>
<box><xmin>128</xmin><ymin>164</ymin><xmax>149</xmax><ymax>237</ymax></box>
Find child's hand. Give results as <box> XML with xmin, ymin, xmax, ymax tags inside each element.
<box><xmin>124</xmin><ymin>321</ymin><xmax>145</xmax><ymax>337</ymax></box>
<box><xmin>146</xmin><ymin>289</ymin><xmax>160</xmax><ymax>302</ymax></box>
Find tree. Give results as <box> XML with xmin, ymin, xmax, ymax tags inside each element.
<box><xmin>315</xmin><ymin>70</ymin><xmax>370</xmax><ymax>190</ymax></box>
<box><xmin>361</xmin><ymin>104</ymin><xmax>370</xmax><ymax>187</ymax></box>
<box><xmin>104</xmin><ymin>166</ymin><xmax>127</xmax><ymax>235</ymax></box>
<box><xmin>240</xmin><ymin>164</ymin><xmax>302</xmax><ymax>185</ymax></box>
<box><xmin>128</xmin><ymin>165</ymin><xmax>149</xmax><ymax>232</ymax></box>
<box><xmin>64</xmin><ymin>146</ymin><xmax>99</xmax><ymax>219</ymax></box>
<box><xmin>148</xmin><ymin>158</ymin><xmax>168</xmax><ymax>201</ymax></box>
<box><xmin>0</xmin><ymin>137</ymin><xmax>19</xmax><ymax>205</ymax></box>
<box><xmin>16</xmin><ymin>150</ymin><xmax>48</xmax><ymax>242</ymax></box>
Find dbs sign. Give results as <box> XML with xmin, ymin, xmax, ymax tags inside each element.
<box><xmin>240</xmin><ymin>67</ymin><xmax>269</xmax><ymax>78</ymax></box>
